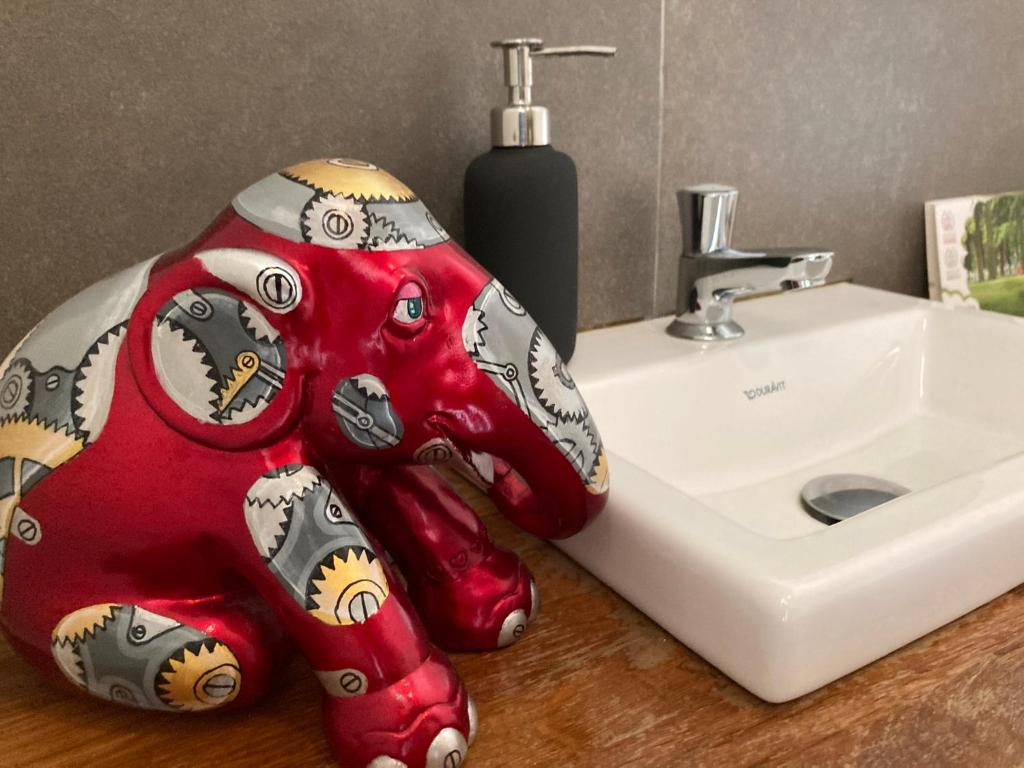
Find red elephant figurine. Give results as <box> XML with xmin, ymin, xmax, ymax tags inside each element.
<box><xmin>0</xmin><ymin>158</ymin><xmax>609</xmax><ymax>767</ymax></box>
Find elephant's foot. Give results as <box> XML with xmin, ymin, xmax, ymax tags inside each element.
<box><xmin>323</xmin><ymin>649</ymin><xmax>473</xmax><ymax>768</ymax></box>
<box><xmin>409</xmin><ymin>546</ymin><xmax>539</xmax><ymax>652</ymax></box>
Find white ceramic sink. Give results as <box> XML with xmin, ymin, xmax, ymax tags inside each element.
<box><xmin>561</xmin><ymin>282</ymin><xmax>1024</xmax><ymax>702</ymax></box>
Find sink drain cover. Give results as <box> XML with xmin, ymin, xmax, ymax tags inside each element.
<box><xmin>800</xmin><ymin>474</ymin><xmax>910</xmax><ymax>525</ymax></box>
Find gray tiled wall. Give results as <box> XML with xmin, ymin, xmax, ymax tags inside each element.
<box><xmin>1</xmin><ymin>1</ymin><xmax>1022</xmax><ymax>354</ymax></box>
<box><xmin>656</xmin><ymin>0</ymin><xmax>1024</xmax><ymax>315</ymax></box>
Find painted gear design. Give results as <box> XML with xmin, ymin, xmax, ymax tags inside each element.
<box><xmin>0</xmin><ymin>360</ymin><xmax>32</xmax><ymax>418</ymax></box>
<box><xmin>303</xmin><ymin>193</ymin><xmax>370</xmax><ymax>249</ymax></box>
<box><xmin>461</xmin><ymin>307</ymin><xmax>488</xmax><ymax>357</ymax></box>
<box><xmin>151</xmin><ymin>288</ymin><xmax>287</xmax><ymax>424</ymax></box>
<box><xmin>366</xmin><ymin>213</ymin><xmax>420</xmax><ymax>251</ymax></box>
<box><xmin>50</xmin><ymin>603</ymin><xmax>241</xmax><ymax>712</ymax></box>
<box><xmin>307</xmin><ymin>546</ymin><xmax>390</xmax><ymax>626</ymax></box>
<box><xmin>546</xmin><ymin>415</ymin><xmax>602</xmax><ymax>486</ymax></box>
<box><xmin>285</xmin><ymin>158</ymin><xmax>415</xmax><ymax>202</ymax></box>
<box><xmin>331</xmin><ymin>374</ymin><xmax>404</xmax><ymax>450</ymax></box>
<box><xmin>0</xmin><ymin>418</ymin><xmax>85</xmax><ymax>494</ymax></box>
<box><xmin>156</xmin><ymin>639</ymin><xmax>242</xmax><ymax>711</ymax></box>
<box><xmin>495</xmin><ymin>281</ymin><xmax>527</xmax><ymax>316</ymax></box>
<box><xmin>243</xmin><ymin>464</ymin><xmax>391</xmax><ymax>625</ymax></box>
<box><xmin>244</xmin><ymin>464</ymin><xmax>323</xmax><ymax>560</ymax></box>
<box><xmin>51</xmin><ymin>603</ymin><xmax>120</xmax><ymax>647</ymax></box>
<box><xmin>232</xmin><ymin>159</ymin><xmax>451</xmax><ymax>251</ymax></box>
<box><xmin>527</xmin><ymin>328</ymin><xmax>588</xmax><ymax>423</ymax></box>
<box><xmin>587</xmin><ymin>446</ymin><xmax>611</xmax><ymax>495</ymax></box>
<box><xmin>246</xmin><ymin>463</ymin><xmax>322</xmax><ymax>508</ymax></box>
<box><xmin>72</xmin><ymin>323</ymin><xmax>128</xmax><ymax>441</ymax></box>
<box><xmin>149</xmin><ymin>318</ymin><xmax>216</xmax><ymax>420</ymax></box>
<box><xmin>239</xmin><ymin>301</ymin><xmax>281</xmax><ymax>345</ymax></box>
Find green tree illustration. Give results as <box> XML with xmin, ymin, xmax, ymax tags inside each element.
<box><xmin>963</xmin><ymin>193</ymin><xmax>1024</xmax><ymax>283</ymax></box>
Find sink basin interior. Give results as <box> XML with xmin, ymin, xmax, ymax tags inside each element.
<box><xmin>577</xmin><ymin>287</ymin><xmax>1024</xmax><ymax>540</ymax></box>
<box><xmin>697</xmin><ymin>411</ymin><xmax>1024</xmax><ymax>539</ymax></box>
<box><xmin>563</xmin><ymin>283</ymin><xmax>1024</xmax><ymax>701</ymax></box>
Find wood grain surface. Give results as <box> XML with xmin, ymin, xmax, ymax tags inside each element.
<box><xmin>1</xmin><ymin>472</ymin><xmax>1022</xmax><ymax>767</ymax></box>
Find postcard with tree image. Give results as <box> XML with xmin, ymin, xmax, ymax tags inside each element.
<box><xmin>926</xmin><ymin>192</ymin><xmax>1024</xmax><ymax>316</ymax></box>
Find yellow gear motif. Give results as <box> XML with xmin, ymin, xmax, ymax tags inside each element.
<box><xmin>216</xmin><ymin>350</ymin><xmax>261</xmax><ymax>411</ymax></box>
<box><xmin>0</xmin><ymin>417</ymin><xmax>85</xmax><ymax>476</ymax></box>
<box><xmin>51</xmin><ymin>603</ymin><xmax>120</xmax><ymax>646</ymax></box>
<box><xmin>282</xmin><ymin>158</ymin><xmax>416</xmax><ymax>203</ymax></box>
<box><xmin>587</xmin><ymin>447</ymin><xmax>610</xmax><ymax>496</ymax></box>
<box><xmin>157</xmin><ymin>640</ymin><xmax>242</xmax><ymax>712</ymax></box>
<box><xmin>308</xmin><ymin>547</ymin><xmax>390</xmax><ymax>626</ymax></box>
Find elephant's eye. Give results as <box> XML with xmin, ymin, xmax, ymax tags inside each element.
<box><xmin>391</xmin><ymin>282</ymin><xmax>427</xmax><ymax>331</ymax></box>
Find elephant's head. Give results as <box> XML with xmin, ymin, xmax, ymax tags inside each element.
<box><xmin>131</xmin><ymin>158</ymin><xmax>607</xmax><ymax>539</ymax></box>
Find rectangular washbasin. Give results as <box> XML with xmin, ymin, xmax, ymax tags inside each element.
<box><xmin>561</xmin><ymin>282</ymin><xmax>1024</xmax><ymax>701</ymax></box>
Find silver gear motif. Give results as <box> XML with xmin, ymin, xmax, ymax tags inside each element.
<box><xmin>366</xmin><ymin>213</ymin><xmax>421</xmax><ymax>251</ymax></box>
<box><xmin>239</xmin><ymin>301</ymin><xmax>281</xmax><ymax>344</ymax></box>
<box><xmin>528</xmin><ymin>328</ymin><xmax>588</xmax><ymax>423</ymax></box>
<box><xmin>462</xmin><ymin>307</ymin><xmax>488</xmax><ymax>357</ymax></box>
<box><xmin>0</xmin><ymin>360</ymin><xmax>32</xmax><ymax>418</ymax></box>
<box><xmin>303</xmin><ymin>193</ymin><xmax>369</xmax><ymax>249</ymax></box>
<box><xmin>73</xmin><ymin>324</ymin><xmax>128</xmax><ymax>441</ymax></box>
<box><xmin>331</xmin><ymin>374</ymin><xmax>404</xmax><ymax>450</ymax></box>
<box><xmin>245</xmin><ymin>464</ymin><xmax>323</xmax><ymax>560</ymax></box>
<box><xmin>150</xmin><ymin>320</ymin><xmax>219</xmax><ymax>422</ymax></box>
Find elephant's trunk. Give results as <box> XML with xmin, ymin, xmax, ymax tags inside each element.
<box><xmin>438</xmin><ymin>415</ymin><xmax>606</xmax><ymax>540</ymax></box>
<box><xmin>433</xmin><ymin>396</ymin><xmax>608</xmax><ymax>540</ymax></box>
<box><xmin>487</xmin><ymin>450</ymin><xmax>607</xmax><ymax>540</ymax></box>
<box><xmin>451</xmin><ymin>278</ymin><xmax>610</xmax><ymax>539</ymax></box>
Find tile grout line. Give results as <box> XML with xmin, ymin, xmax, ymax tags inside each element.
<box><xmin>651</xmin><ymin>0</ymin><xmax>667</xmax><ymax>317</ymax></box>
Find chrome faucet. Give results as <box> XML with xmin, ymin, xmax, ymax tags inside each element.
<box><xmin>666</xmin><ymin>185</ymin><xmax>833</xmax><ymax>341</ymax></box>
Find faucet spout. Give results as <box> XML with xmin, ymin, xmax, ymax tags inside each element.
<box><xmin>713</xmin><ymin>247</ymin><xmax>833</xmax><ymax>296</ymax></box>
<box><xmin>667</xmin><ymin>186</ymin><xmax>834</xmax><ymax>341</ymax></box>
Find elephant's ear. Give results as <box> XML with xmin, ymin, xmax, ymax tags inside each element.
<box><xmin>127</xmin><ymin>248</ymin><xmax>306</xmax><ymax>450</ymax></box>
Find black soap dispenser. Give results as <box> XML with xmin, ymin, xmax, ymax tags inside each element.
<box><xmin>464</xmin><ymin>38</ymin><xmax>615</xmax><ymax>361</ymax></box>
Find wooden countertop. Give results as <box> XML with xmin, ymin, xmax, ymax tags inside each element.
<box><xmin>2</xmin><ymin>474</ymin><xmax>1023</xmax><ymax>767</ymax></box>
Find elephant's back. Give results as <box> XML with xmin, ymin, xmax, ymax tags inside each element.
<box><xmin>0</xmin><ymin>256</ymin><xmax>159</xmax><ymax>613</ymax></box>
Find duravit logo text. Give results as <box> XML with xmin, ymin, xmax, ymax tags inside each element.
<box><xmin>743</xmin><ymin>380</ymin><xmax>786</xmax><ymax>401</ymax></box>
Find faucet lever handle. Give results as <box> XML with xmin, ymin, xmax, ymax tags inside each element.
<box><xmin>679</xmin><ymin>184</ymin><xmax>738</xmax><ymax>255</ymax></box>
<box><xmin>531</xmin><ymin>45</ymin><xmax>618</xmax><ymax>57</ymax></box>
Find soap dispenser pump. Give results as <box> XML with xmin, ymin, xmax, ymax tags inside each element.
<box><xmin>464</xmin><ymin>38</ymin><xmax>615</xmax><ymax>361</ymax></box>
